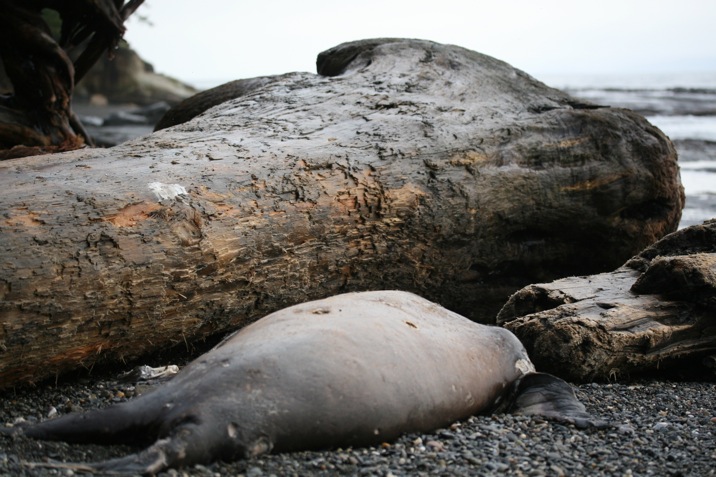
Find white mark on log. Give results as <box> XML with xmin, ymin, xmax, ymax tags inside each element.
<box><xmin>148</xmin><ymin>182</ymin><xmax>188</xmax><ymax>201</ymax></box>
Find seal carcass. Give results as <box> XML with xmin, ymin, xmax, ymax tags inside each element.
<box><xmin>7</xmin><ymin>291</ymin><xmax>600</xmax><ymax>474</ymax></box>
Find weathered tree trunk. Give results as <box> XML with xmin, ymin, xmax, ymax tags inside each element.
<box><xmin>498</xmin><ymin>220</ymin><xmax>716</xmax><ymax>382</ymax></box>
<box><xmin>0</xmin><ymin>39</ymin><xmax>683</xmax><ymax>387</ymax></box>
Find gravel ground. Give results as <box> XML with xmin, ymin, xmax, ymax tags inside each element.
<box><xmin>1</xmin><ymin>369</ymin><xmax>714</xmax><ymax>477</ymax></box>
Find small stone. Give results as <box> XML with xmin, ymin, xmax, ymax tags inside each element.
<box><xmin>618</xmin><ymin>424</ymin><xmax>635</xmax><ymax>435</ymax></box>
<box><xmin>246</xmin><ymin>466</ymin><xmax>263</xmax><ymax>477</ymax></box>
<box><xmin>653</xmin><ymin>422</ymin><xmax>670</xmax><ymax>431</ymax></box>
<box><xmin>550</xmin><ymin>464</ymin><xmax>566</xmax><ymax>477</ymax></box>
<box><xmin>426</xmin><ymin>440</ymin><xmax>444</xmax><ymax>452</ymax></box>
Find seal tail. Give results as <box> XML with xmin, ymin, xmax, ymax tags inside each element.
<box><xmin>506</xmin><ymin>372</ymin><xmax>608</xmax><ymax>428</ymax></box>
<box><xmin>14</xmin><ymin>441</ymin><xmax>172</xmax><ymax>477</ymax></box>
<box><xmin>55</xmin><ymin>419</ymin><xmax>274</xmax><ymax>475</ymax></box>
<box><xmin>85</xmin><ymin>437</ymin><xmax>174</xmax><ymax>476</ymax></box>
<box><xmin>19</xmin><ymin>397</ymin><xmax>164</xmax><ymax>446</ymax></box>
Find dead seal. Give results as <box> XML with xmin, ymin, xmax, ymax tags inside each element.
<box><xmin>3</xmin><ymin>291</ymin><xmax>603</xmax><ymax>474</ymax></box>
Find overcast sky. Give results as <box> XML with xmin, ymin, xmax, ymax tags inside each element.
<box><xmin>124</xmin><ymin>0</ymin><xmax>716</xmax><ymax>88</ymax></box>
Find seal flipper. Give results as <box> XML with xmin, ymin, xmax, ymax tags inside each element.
<box><xmin>6</xmin><ymin>438</ymin><xmax>178</xmax><ymax>476</ymax></box>
<box><xmin>85</xmin><ymin>437</ymin><xmax>176</xmax><ymax>476</ymax></box>
<box><xmin>19</xmin><ymin>398</ymin><xmax>164</xmax><ymax>446</ymax></box>
<box><xmin>507</xmin><ymin>372</ymin><xmax>608</xmax><ymax>428</ymax></box>
<box><xmin>77</xmin><ymin>418</ymin><xmax>274</xmax><ymax>475</ymax></box>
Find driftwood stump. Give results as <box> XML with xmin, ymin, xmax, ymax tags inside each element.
<box><xmin>0</xmin><ymin>39</ymin><xmax>683</xmax><ymax>387</ymax></box>
<box><xmin>498</xmin><ymin>220</ymin><xmax>716</xmax><ymax>382</ymax></box>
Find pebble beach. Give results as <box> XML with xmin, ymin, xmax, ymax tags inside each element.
<box><xmin>1</xmin><ymin>374</ymin><xmax>714</xmax><ymax>476</ymax></box>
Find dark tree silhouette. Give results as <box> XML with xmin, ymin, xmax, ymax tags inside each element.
<box><xmin>0</xmin><ymin>0</ymin><xmax>144</xmax><ymax>159</ymax></box>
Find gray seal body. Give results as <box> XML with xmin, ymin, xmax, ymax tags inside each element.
<box><xmin>7</xmin><ymin>291</ymin><xmax>600</xmax><ymax>474</ymax></box>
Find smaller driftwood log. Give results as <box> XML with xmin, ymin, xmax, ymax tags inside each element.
<box><xmin>497</xmin><ymin>219</ymin><xmax>716</xmax><ymax>382</ymax></box>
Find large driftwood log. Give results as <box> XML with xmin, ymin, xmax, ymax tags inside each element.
<box><xmin>497</xmin><ymin>220</ymin><xmax>716</xmax><ymax>382</ymax></box>
<box><xmin>0</xmin><ymin>39</ymin><xmax>683</xmax><ymax>387</ymax></box>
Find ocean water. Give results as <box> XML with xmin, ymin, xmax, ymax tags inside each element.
<box><xmin>645</xmin><ymin>115</ymin><xmax>716</xmax><ymax>141</ymax></box>
<box><xmin>541</xmin><ymin>72</ymin><xmax>716</xmax><ymax>229</ymax></box>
